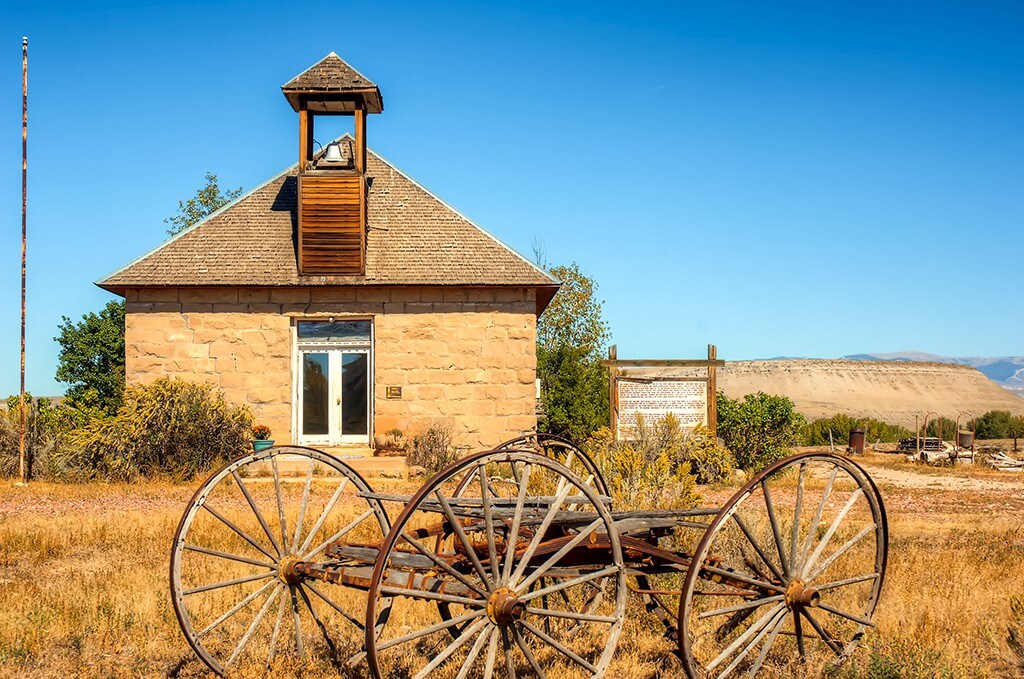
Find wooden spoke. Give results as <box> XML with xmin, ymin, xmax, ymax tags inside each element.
<box><xmin>435</xmin><ymin>489</ymin><xmax>492</xmax><ymax>588</ymax></box>
<box><xmin>412</xmin><ymin>617</ymin><xmax>490</xmax><ymax>679</ymax></box>
<box><xmin>525</xmin><ymin>607</ymin><xmax>618</xmax><ymax>624</ymax></box>
<box><xmin>478</xmin><ymin>465</ymin><xmax>500</xmax><ymax>581</ymax></box>
<box><xmin>379</xmin><ymin>585</ymin><xmax>485</xmax><ymax>608</ymax></box>
<box><xmin>520</xmin><ymin>618</ymin><xmax>598</xmax><ymax>674</ymax></box>
<box><xmin>271</xmin><ymin>457</ymin><xmax>288</xmax><ymax>550</ymax></box>
<box><xmin>225</xmin><ymin>583</ymin><xmax>282</xmax><ymax>668</ymax></box>
<box><xmin>760</xmin><ymin>480</ymin><xmax>790</xmax><ymax>577</ymax></box>
<box><xmin>197</xmin><ymin>578</ymin><xmax>278</xmax><ymax>639</ymax></box>
<box><xmin>304</xmin><ymin>581</ymin><xmax>365</xmax><ymax>631</ymax></box>
<box><xmin>302</xmin><ymin>508</ymin><xmax>374</xmax><ymax>560</ymax></box>
<box><xmin>517</xmin><ymin>518</ymin><xmax>604</xmax><ymax>592</ymax></box>
<box><xmin>510</xmin><ymin>623</ymin><xmax>546</xmax><ymax>679</ymax></box>
<box><xmin>806</xmin><ymin>524</ymin><xmax>875</xmax><ymax>582</ymax></box>
<box><xmin>714</xmin><ymin>607</ymin><xmax>787</xmax><ymax>679</ymax></box>
<box><xmin>697</xmin><ymin>594</ymin><xmax>785</xmax><ymax>621</ymax></box>
<box><xmin>231</xmin><ymin>469</ymin><xmax>283</xmax><ymax>556</ymax></box>
<box><xmin>799</xmin><ymin>467</ymin><xmax>838</xmax><ymax>568</ymax></box>
<box><xmin>201</xmin><ymin>503</ymin><xmax>278</xmax><ymax>562</ymax></box>
<box><xmin>290</xmin><ymin>586</ymin><xmax>303</xmax><ymax>659</ymax></box>
<box><xmin>799</xmin><ymin>609</ymin><xmax>843</xmax><ymax>655</ymax></box>
<box><xmin>817</xmin><ymin>602</ymin><xmax>876</xmax><ymax>627</ymax></box>
<box><xmin>183</xmin><ymin>543</ymin><xmax>275</xmax><ymax>569</ymax></box>
<box><xmin>700</xmin><ymin>565</ymin><xmax>785</xmax><ymax>594</ymax></box>
<box><xmin>267</xmin><ymin>587</ymin><xmax>286</xmax><ymax>662</ymax></box>
<box><xmin>815</xmin><ymin>573</ymin><xmax>879</xmax><ymax>591</ymax></box>
<box><xmin>501</xmin><ymin>627</ymin><xmax>517</xmax><ymax>679</ymax></box>
<box><xmin>455</xmin><ymin>625</ymin><xmax>492</xmax><ymax>679</ymax></box>
<box><xmin>520</xmin><ymin>566</ymin><xmax>618</xmax><ymax>604</ymax></box>
<box><xmin>399</xmin><ymin>531</ymin><xmax>488</xmax><ymax>598</ymax></box>
<box><xmin>483</xmin><ymin>627</ymin><xmax>500</xmax><ymax>679</ymax></box>
<box><xmin>290</xmin><ymin>462</ymin><xmax>315</xmax><ymax>554</ymax></box>
<box><xmin>741</xmin><ymin>607</ymin><xmax>787</xmax><ymax>678</ymax></box>
<box><xmin>790</xmin><ymin>463</ymin><xmax>806</xmax><ymax>569</ymax></box>
<box><xmin>705</xmin><ymin>602</ymin><xmax>786</xmax><ymax>672</ymax></box>
<box><xmin>297</xmin><ymin>476</ymin><xmax>351</xmax><ymax>556</ymax></box>
<box><xmin>295</xmin><ymin>584</ymin><xmax>339</xmax><ymax>659</ymax></box>
<box><xmin>794</xmin><ymin>606</ymin><xmax>806</xmax><ymax>658</ymax></box>
<box><xmin>732</xmin><ymin>514</ymin><xmax>785</xmax><ymax>583</ymax></box>
<box><xmin>803</xmin><ymin>489</ymin><xmax>864</xmax><ymax>577</ymax></box>
<box><xmin>510</xmin><ymin>480</ymin><xmax>577</xmax><ymax>584</ymax></box>
<box><xmin>502</xmin><ymin>462</ymin><xmax>532</xmax><ymax>584</ymax></box>
<box><xmin>183</xmin><ymin>570</ymin><xmax>276</xmax><ymax>596</ymax></box>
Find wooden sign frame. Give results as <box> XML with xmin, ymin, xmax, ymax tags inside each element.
<box><xmin>602</xmin><ymin>344</ymin><xmax>723</xmax><ymax>441</ymax></box>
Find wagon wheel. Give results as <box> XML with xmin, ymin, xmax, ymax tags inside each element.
<box><xmin>170</xmin><ymin>445</ymin><xmax>390</xmax><ymax>675</ymax></box>
<box><xmin>438</xmin><ymin>436</ymin><xmax>611</xmax><ymax>636</ymax></box>
<box><xmin>492</xmin><ymin>433</ymin><xmax>609</xmax><ymax>497</ymax></box>
<box><xmin>678</xmin><ymin>453</ymin><xmax>887</xmax><ymax>678</ymax></box>
<box><xmin>365</xmin><ymin>449</ymin><xmax>627</xmax><ymax>678</ymax></box>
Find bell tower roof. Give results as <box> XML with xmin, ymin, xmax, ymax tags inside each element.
<box><xmin>281</xmin><ymin>52</ymin><xmax>383</xmax><ymax>113</ymax></box>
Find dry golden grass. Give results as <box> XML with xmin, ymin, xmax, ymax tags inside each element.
<box><xmin>2</xmin><ymin>453</ymin><xmax>1024</xmax><ymax>678</ymax></box>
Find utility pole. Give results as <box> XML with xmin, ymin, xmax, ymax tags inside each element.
<box><xmin>19</xmin><ymin>37</ymin><xmax>28</xmax><ymax>483</ymax></box>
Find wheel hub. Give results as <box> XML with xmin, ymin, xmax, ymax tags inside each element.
<box><xmin>785</xmin><ymin>579</ymin><xmax>820</xmax><ymax>609</ymax></box>
<box><xmin>278</xmin><ymin>555</ymin><xmax>303</xmax><ymax>585</ymax></box>
<box><xmin>487</xmin><ymin>587</ymin><xmax>526</xmax><ymax>626</ymax></box>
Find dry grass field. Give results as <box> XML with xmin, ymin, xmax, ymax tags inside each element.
<box><xmin>2</xmin><ymin>449</ymin><xmax>1024</xmax><ymax>678</ymax></box>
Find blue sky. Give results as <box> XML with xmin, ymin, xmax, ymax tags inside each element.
<box><xmin>1</xmin><ymin>1</ymin><xmax>1022</xmax><ymax>395</ymax></box>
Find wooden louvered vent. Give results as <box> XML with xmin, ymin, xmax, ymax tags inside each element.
<box><xmin>298</xmin><ymin>173</ymin><xmax>365</xmax><ymax>275</ymax></box>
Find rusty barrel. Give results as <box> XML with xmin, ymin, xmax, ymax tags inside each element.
<box><xmin>848</xmin><ymin>428</ymin><xmax>866</xmax><ymax>454</ymax></box>
<box><xmin>957</xmin><ymin>430</ymin><xmax>974</xmax><ymax>450</ymax></box>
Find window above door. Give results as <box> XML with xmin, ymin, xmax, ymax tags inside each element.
<box><xmin>297</xmin><ymin>320</ymin><xmax>371</xmax><ymax>345</ymax></box>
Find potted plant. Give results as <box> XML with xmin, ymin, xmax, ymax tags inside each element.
<box><xmin>252</xmin><ymin>424</ymin><xmax>274</xmax><ymax>452</ymax></box>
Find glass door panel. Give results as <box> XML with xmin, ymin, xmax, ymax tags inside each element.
<box><xmin>341</xmin><ymin>352</ymin><xmax>368</xmax><ymax>437</ymax></box>
<box><xmin>301</xmin><ymin>352</ymin><xmax>330</xmax><ymax>438</ymax></box>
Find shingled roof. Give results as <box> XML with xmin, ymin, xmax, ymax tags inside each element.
<box><xmin>97</xmin><ymin>145</ymin><xmax>559</xmax><ymax>306</ymax></box>
<box><xmin>281</xmin><ymin>52</ymin><xmax>383</xmax><ymax>113</ymax></box>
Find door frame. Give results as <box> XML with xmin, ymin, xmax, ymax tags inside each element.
<box><xmin>292</xmin><ymin>318</ymin><xmax>374</xmax><ymax>446</ymax></box>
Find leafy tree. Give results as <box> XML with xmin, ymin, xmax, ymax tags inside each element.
<box><xmin>924</xmin><ymin>416</ymin><xmax>957</xmax><ymax>439</ymax></box>
<box><xmin>54</xmin><ymin>300</ymin><xmax>126</xmax><ymax>415</ymax></box>
<box><xmin>537</xmin><ymin>262</ymin><xmax>611</xmax><ymax>360</ymax></box>
<box><xmin>164</xmin><ymin>172</ymin><xmax>242</xmax><ymax>235</ymax></box>
<box><xmin>536</xmin><ymin>262</ymin><xmax>612</xmax><ymax>443</ymax></box>
<box><xmin>801</xmin><ymin>414</ymin><xmax>912</xmax><ymax>446</ymax></box>
<box><xmin>973</xmin><ymin>410</ymin><xmax>1016</xmax><ymax>439</ymax></box>
<box><xmin>716</xmin><ymin>391</ymin><xmax>805</xmax><ymax>472</ymax></box>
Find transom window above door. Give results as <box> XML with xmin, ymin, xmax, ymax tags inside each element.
<box><xmin>297</xmin><ymin>320</ymin><xmax>371</xmax><ymax>345</ymax></box>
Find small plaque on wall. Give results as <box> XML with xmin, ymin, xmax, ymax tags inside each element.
<box><xmin>386</xmin><ymin>386</ymin><xmax>402</xmax><ymax>400</ymax></box>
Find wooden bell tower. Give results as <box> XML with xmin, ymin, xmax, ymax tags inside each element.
<box><xmin>282</xmin><ymin>53</ymin><xmax>383</xmax><ymax>276</ymax></box>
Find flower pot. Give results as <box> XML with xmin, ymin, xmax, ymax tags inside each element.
<box><xmin>252</xmin><ymin>440</ymin><xmax>275</xmax><ymax>452</ymax></box>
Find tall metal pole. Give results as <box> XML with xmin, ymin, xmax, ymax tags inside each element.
<box><xmin>19</xmin><ymin>37</ymin><xmax>28</xmax><ymax>483</ymax></box>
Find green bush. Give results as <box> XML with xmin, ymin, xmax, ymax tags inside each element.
<box><xmin>682</xmin><ymin>425</ymin><xmax>735</xmax><ymax>484</ymax></box>
<box><xmin>801</xmin><ymin>413</ymin><xmax>913</xmax><ymax>446</ymax></box>
<box><xmin>57</xmin><ymin>378</ymin><xmax>252</xmax><ymax>481</ymax></box>
<box><xmin>717</xmin><ymin>391</ymin><xmax>804</xmax><ymax>473</ymax></box>
<box><xmin>0</xmin><ymin>394</ymin><xmax>94</xmax><ymax>480</ymax></box>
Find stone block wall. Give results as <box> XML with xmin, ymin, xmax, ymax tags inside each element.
<box><xmin>123</xmin><ymin>286</ymin><xmax>538</xmax><ymax>449</ymax></box>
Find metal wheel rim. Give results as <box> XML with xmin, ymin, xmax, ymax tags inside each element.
<box><xmin>678</xmin><ymin>452</ymin><xmax>887</xmax><ymax>678</ymax></box>
<box><xmin>169</xmin><ymin>445</ymin><xmax>390</xmax><ymax>675</ymax></box>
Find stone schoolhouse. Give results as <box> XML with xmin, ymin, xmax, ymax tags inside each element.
<box><xmin>97</xmin><ymin>53</ymin><xmax>559</xmax><ymax>450</ymax></box>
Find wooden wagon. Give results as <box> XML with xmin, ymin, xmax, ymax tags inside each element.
<box><xmin>170</xmin><ymin>435</ymin><xmax>887</xmax><ymax>678</ymax></box>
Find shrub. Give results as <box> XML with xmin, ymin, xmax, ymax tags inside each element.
<box><xmin>717</xmin><ymin>391</ymin><xmax>804</xmax><ymax>473</ymax></box>
<box><xmin>584</xmin><ymin>421</ymin><xmax>700</xmax><ymax>510</ymax></box>
<box><xmin>0</xmin><ymin>395</ymin><xmax>92</xmax><ymax>480</ymax></box>
<box><xmin>408</xmin><ymin>422</ymin><xmax>458</xmax><ymax>474</ymax></box>
<box><xmin>682</xmin><ymin>425</ymin><xmax>735</xmax><ymax>484</ymax></box>
<box><xmin>57</xmin><ymin>379</ymin><xmax>252</xmax><ymax>481</ymax></box>
<box><xmin>800</xmin><ymin>414</ymin><xmax>912</xmax><ymax>446</ymax></box>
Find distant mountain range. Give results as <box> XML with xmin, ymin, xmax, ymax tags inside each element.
<box><xmin>841</xmin><ymin>352</ymin><xmax>1024</xmax><ymax>396</ymax></box>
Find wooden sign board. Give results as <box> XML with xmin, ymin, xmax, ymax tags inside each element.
<box><xmin>603</xmin><ymin>344</ymin><xmax>722</xmax><ymax>442</ymax></box>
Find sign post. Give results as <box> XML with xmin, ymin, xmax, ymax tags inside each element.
<box><xmin>603</xmin><ymin>345</ymin><xmax>723</xmax><ymax>442</ymax></box>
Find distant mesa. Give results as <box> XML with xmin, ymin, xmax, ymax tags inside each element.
<box><xmin>841</xmin><ymin>351</ymin><xmax>1024</xmax><ymax>393</ymax></box>
<box><xmin>720</xmin><ymin>356</ymin><xmax>1024</xmax><ymax>428</ymax></box>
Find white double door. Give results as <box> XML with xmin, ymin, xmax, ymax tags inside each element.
<box><xmin>298</xmin><ymin>347</ymin><xmax>370</xmax><ymax>446</ymax></box>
